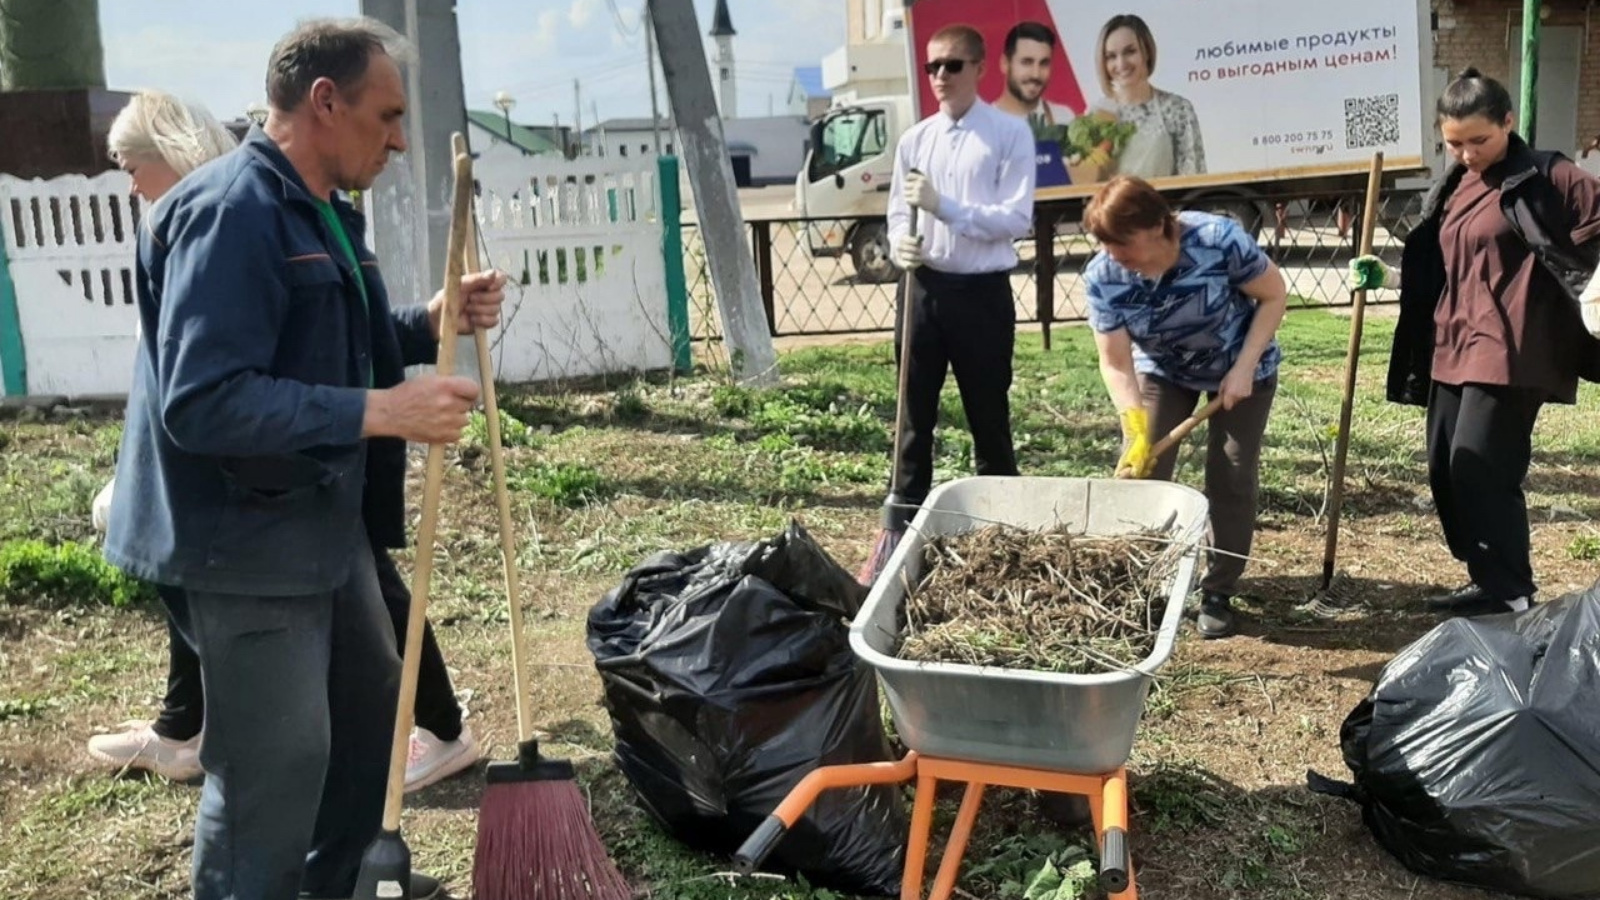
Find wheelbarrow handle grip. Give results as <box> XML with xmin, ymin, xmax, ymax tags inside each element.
<box><xmin>733</xmin><ymin>815</ymin><xmax>788</xmax><ymax>874</ymax></box>
<box><xmin>1099</xmin><ymin>825</ymin><xmax>1130</xmax><ymax>894</ymax></box>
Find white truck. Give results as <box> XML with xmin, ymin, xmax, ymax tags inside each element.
<box><xmin>797</xmin><ymin>0</ymin><xmax>1440</xmax><ymax>283</ymax></box>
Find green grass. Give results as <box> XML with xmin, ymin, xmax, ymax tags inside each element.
<box><xmin>4</xmin><ymin>308</ymin><xmax>1599</xmax><ymax>900</ymax></box>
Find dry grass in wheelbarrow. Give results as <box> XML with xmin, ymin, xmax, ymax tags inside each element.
<box><xmin>898</xmin><ymin>525</ymin><xmax>1183</xmax><ymax>674</ymax></box>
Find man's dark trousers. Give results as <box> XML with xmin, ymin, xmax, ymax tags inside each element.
<box><xmin>891</xmin><ymin>265</ymin><xmax>1019</xmax><ymax>506</ymax></box>
<box><xmin>185</xmin><ymin>532</ymin><xmax>399</xmax><ymax>900</ymax></box>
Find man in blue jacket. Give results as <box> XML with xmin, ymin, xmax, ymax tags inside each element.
<box><xmin>104</xmin><ymin>18</ymin><xmax>506</xmax><ymax>900</ymax></box>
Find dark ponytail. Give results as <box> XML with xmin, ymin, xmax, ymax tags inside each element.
<box><xmin>1437</xmin><ymin>67</ymin><xmax>1514</xmax><ymax>123</ymax></box>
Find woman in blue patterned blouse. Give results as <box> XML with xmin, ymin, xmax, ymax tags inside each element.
<box><xmin>1083</xmin><ymin>176</ymin><xmax>1288</xmax><ymax>638</ymax></box>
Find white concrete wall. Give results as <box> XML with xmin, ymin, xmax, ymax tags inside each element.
<box><xmin>0</xmin><ymin>155</ymin><xmax>673</xmax><ymax>399</ymax></box>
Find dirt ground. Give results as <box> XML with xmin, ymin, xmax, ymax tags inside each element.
<box><xmin>4</xmin><ymin>316</ymin><xmax>1598</xmax><ymax>899</ymax></box>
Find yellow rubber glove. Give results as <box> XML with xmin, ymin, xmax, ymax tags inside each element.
<box><xmin>1117</xmin><ymin>407</ymin><xmax>1154</xmax><ymax>479</ymax></box>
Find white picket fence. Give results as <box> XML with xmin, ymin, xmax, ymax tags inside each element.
<box><xmin>0</xmin><ymin>154</ymin><xmax>671</xmax><ymax>398</ymax></box>
<box><xmin>473</xmin><ymin>153</ymin><xmax>671</xmax><ymax>383</ymax></box>
<box><xmin>0</xmin><ymin>172</ymin><xmax>145</xmax><ymax>397</ymax></box>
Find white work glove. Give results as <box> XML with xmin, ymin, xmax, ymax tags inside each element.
<box><xmin>91</xmin><ymin>477</ymin><xmax>115</xmax><ymax>533</ymax></box>
<box><xmin>1581</xmin><ymin>265</ymin><xmax>1600</xmax><ymax>337</ymax></box>
<box><xmin>1347</xmin><ymin>255</ymin><xmax>1399</xmax><ymax>291</ymax></box>
<box><xmin>894</xmin><ymin>234</ymin><xmax>925</xmax><ymax>270</ymax></box>
<box><xmin>903</xmin><ymin>171</ymin><xmax>942</xmax><ymax>216</ymax></box>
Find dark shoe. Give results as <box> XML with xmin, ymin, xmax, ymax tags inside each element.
<box><xmin>304</xmin><ymin>872</ymin><xmax>442</xmax><ymax>900</ymax></box>
<box><xmin>1196</xmin><ymin>592</ymin><xmax>1237</xmax><ymax>639</ymax></box>
<box><xmin>1424</xmin><ymin>582</ymin><xmax>1490</xmax><ymax>612</ymax></box>
<box><xmin>1436</xmin><ymin>592</ymin><xmax>1532</xmax><ymax>619</ymax></box>
<box><xmin>1036</xmin><ymin>791</ymin><xmax>1094</xmax><ymax>829</ymax></box>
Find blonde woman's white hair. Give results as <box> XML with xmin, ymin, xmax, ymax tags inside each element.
<box><xmin>107</xmin><ymin>90</ymin><xmax>237</xmax><ymax>177</ymax></box>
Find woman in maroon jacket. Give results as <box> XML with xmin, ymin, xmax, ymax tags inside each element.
<box><xmin>1352</xmin><ymin>68</ymin><xmax>1600</xmax><ymax>617</ymax></box>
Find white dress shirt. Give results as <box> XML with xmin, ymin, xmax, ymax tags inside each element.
<box><xmin>887</xmin><ymin>100</ymin><xmax>1037</xmax><ymax>275</ymax></box>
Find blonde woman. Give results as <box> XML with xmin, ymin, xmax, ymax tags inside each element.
<box><xmin>88</xmin><ymin>92</ymin><xmax>479</xmax><ymax>792</ymax></box>
<box><xmin>86</xmin><ymin>92</ymin><xmax>235</xmax><ymax>781</ymax></box>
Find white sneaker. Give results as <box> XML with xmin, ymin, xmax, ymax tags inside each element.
<box><xmin>404</xmin><ymin>723</ymin><xmax>479</xmax><ymax>793</ymax></box>
<box><xmin>86</xmin><ymin>720</ymin><xmax>202</xmax><ymax>781</ymax></box>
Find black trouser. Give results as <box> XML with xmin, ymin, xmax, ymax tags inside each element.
<box><xmin>1426</xmin><ymin>381</ymin><xmax>1544</xmax><ymax>600</ymax></box>
<box><xmin>150</xmin><ymin>545</ymin><xmax>463</xmax><ymax>744</ymax></box>
<box><xmin>890</xmin><ymin>266</ymin><xmax>1018</xmax><ymax>507</ymax></box>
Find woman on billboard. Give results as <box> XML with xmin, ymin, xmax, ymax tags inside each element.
<box><xmin>1091</xmin><ymin>13</ymin><xmax>1206</xmax><ymax>178</ymax></box>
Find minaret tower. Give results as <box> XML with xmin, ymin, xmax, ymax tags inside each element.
<box><xmin>710</xmin><ymin>0</ymin><xmax>736</xmax><ymax>119</ymax></box>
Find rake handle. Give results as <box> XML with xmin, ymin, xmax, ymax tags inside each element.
<box><xmin>885</xmin><ymin>190</ymin><xmax>920</xmax><ymax>508</ymax></box>
<box><xmin>379</xmin><ymin>144</ymin><xmax>474</xmax><ymax>832</ymax></box>
<box><xmin>1322</xmin><ymin>151</ymin><xmax>1385</xmax><ymax>589</ymax></box>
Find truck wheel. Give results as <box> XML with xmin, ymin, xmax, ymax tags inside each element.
<box><xmin>850</xmin><ymin>222</ymin><xmax>901</xmax><ymax>284</ymax></box>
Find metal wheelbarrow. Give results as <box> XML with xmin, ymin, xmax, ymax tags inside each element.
<box><xmin>736</xmin><ymin>477</ymin><xmax>1210</xmax><ymax>900</ymax></box>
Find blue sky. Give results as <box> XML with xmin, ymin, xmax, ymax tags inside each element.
<box><xmin>100</xmin><ymin>0</ymin><xmax>841</xmax><ymax>126</ymax></box>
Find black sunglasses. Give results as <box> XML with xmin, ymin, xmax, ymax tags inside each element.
<box><xmin>923</xmin><ymin>58</ymin><xmax>969</xmax><ymax>76</ymax></box>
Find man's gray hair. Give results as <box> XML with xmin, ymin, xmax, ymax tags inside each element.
<box><xmin>265</xmin><ymin>17</ymin><xmax>416</xmax><ymax>112</ymax></box>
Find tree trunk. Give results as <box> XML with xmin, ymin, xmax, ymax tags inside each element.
<box><xmin>0</xmin><ymin>0</ymin><xmax>106</xmax><ymax>90</ymax></box>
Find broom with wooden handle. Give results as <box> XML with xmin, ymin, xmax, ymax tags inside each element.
<box><xmin>351</xmin><ymin>146</ymin><xmax>474</xmax><ymax>900</ymax></box>
<box><xmin>451</xmin><ymin>135</ymin><xmax>630</xmax><ymax>900</ymax></box>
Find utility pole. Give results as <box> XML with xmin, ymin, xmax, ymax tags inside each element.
<box><xmin>573</xmin><ymin>79</ymin><xmax>582</xmax><ymax>156</ymax></box>
<box><xmin>650</xmin><ymin>0</ymin><xmax>778</xmax><ymax>384</ymax></box>
<box><xmin>1520</xmin><ymin>0</ymin><xmax>1540</xmax><ymax>146</ymax></box>
<box><xmin>361</xmin><ymin>0</ymin><xmax>470</xmax><ymax>373</ymax></box>
<box><xmin>590</xmin><ymin>100</ymin><xmax>602</xmax><ymax>156</ymax></box>
<box><xmin>644</xmin><ymin>4</ymin><xmax>664</xmax><ymax>155</ymax></box>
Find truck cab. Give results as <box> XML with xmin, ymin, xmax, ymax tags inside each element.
<box><xmin>795</xmin><ymin>96</ymin><xmax>911</xmax><ymax>284</ymax></box>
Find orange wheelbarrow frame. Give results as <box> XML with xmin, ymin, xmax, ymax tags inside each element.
<box><xmin>733</xmin><ymin>751</ymin><xmax>1136</xmax><ymax>900</ymax></box>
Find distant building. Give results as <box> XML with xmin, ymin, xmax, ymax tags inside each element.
<box><xmin>583</xmin><ymin>115</ymin><xmax>808</xmax><ymax>188</ymax></box>
<box><xmin>465</xmin><ymin>109</ymin><xmax>568</xmax><ymax>157</ymax></box>
<box><xmin>788</xmin><ymin>66</ymin><xmax>832</xmax><ymax>120</ymax></box>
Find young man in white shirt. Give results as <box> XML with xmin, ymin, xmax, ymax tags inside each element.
<box><xmin>883</xmin><ymin>24</ymin><xmax>1037</xmax><ymax>527</ymax></box>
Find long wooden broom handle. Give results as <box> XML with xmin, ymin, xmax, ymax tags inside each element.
<box><xmin>379</xmin><ymin>146</ymin><xmax>474</xmax><ymax>832</ymax></box>
<box><xmin>450</xmin><ymin>133</ymin><xmax>534</xmax><ymax>744</ymax></box>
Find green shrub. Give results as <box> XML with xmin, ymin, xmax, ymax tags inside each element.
<box><xmin>464</xmin><ymin>409</ymin><xmax>542</xmax><ymax>449</ymax></box>
<box><xmin>514</xmin><ymin>462</ymin><xmax>610</xmax><ymax>508</ymax></box>
<box><xmin>0</xmin><ymin>540</ymin><xmax>154</xmax><ymax>608</ymax></box>
<box><xmin>711</xmin><ymin>384</ymin><xmax>756</xmax><ymax>418</ymax></box>
<box><xmin>613</xmin><ymin>386</ymin><xmax>649</xmax><ymax>423</ymax></box>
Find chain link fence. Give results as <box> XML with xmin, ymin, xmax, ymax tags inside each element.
<box><xmin>682</xmin><ymin>186</ymin><xmax>1420</xmax><ymax>341</ymax></box>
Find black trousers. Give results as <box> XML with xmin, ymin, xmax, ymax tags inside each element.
<box><xmin>1426</xmin><ymin>381</ymin><xmax>1544</xmax><ymax>600</ymax></box>
<box><xmin>890</xmin><ymin>266</ymin><xmax>1018</xmax><ymax>506</ymax></box>
<box><xmin>151</xmin><ymin>545</ymin><xmax>463</xmax><ymax>743</ymax></box>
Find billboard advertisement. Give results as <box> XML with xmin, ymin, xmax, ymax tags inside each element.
<box><xmin>906</xmin><ymin>0</ymin><xmax>1430</xmax><ymax>195</ymax></box>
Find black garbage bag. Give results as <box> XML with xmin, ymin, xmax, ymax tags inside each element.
<box><xmin>586</xmin><ymin>520</ymin><xmax>904</xmax><ymax>896</ymax></box>
<box><xmin>1309</xmin><ymin>585</ymin><xmax>1600</xmax><ymax>898</ymax></box>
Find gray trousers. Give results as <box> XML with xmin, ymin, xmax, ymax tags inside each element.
<box><xmin>185</xmin><ymin>534</ymin><xmax>400</xmax><ymax>900</ymax></box>
<box><xmin>1140</xmin><ymin>374</ymin><xmax>1277</xmax><ymax>595</ymax></box>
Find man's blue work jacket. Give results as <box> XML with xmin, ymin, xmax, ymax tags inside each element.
<box><xmin>104</xmin><ymin>128</ymin><xmax>437</xmax><ymax>596</ymax></box>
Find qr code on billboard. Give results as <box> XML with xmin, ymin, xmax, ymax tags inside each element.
<box><xmin>1344</xmin><ymin>94</ymin><xmax>1400</xmax><ymax>149</ymax></box>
